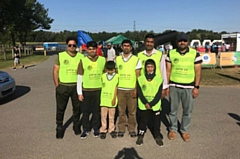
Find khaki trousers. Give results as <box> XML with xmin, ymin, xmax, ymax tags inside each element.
<box><xmin>117</xmin><ymin>89</ymin><xmax>137</xmax><ymax>132</ymax></box>
<box><xmin>100</xmin><ymin>107</ymin><xmax>116</xmax><ymax>133</ymax></box>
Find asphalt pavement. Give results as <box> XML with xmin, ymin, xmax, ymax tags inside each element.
<box><xmin>0</xmin><ymin>55</ymin><xmax>239</xmax><ymax>159</ymax></box>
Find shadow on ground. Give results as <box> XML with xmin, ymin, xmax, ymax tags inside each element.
<box><xmin>228</xmin><ymin>113</ymin><xmax>240</xmax><ymax>126</ymax></box>
<box><xmin>0</xmin><ymin>85</ymin><xmax>31</xmax><ymax>105</ymax></box>
<box><xmin>217</xmin><ymin>73</ymin><xmax>240</xmax><ymax>82</ymax></box>
<box><xmin>114</xmin><ymin>147</ymin><xmax>143</xmax><ymax>159</ymax></box>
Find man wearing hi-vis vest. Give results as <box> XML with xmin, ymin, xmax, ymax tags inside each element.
<box><xmin>77</xmin><ymin>41</ymin><xmax>106</xmax><ymax>139</ymax></box>
<box><xmin>166</xmin><ymin>33</ymin><xmax>202</xmax><ymax>142</ymax></box>
<box><xmin>137</xmin><ymin>33</ymin><xmax>168</xmax><ymax>97</ymax></box>
<box><xmin>116</xmin><ymin>39</ymin><xmax>141</xmax><ymax>138</ymax></box>
<box><xmin>53</xmin><ymin>36</ymin><xmax>84</xmax><ymax>139</ymax></box>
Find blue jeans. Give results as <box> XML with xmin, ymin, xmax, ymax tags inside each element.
<box><xmin>169</xmin><ymin>86</ymin><xmax>194</xmax><ymax>133</ymax></box>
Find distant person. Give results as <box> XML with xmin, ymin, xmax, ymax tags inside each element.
<box><xmin>77</xmin><ymin>41</ymin><xmax>106</xmax><ymax>139</ymax></box>
<box><xmin>53</xmin><ymin>36</ymin><xmax>84</xmax><ymax>139</ymax></box>
<box><xmin>225</xmin><ymin>43</ymin><xmax>230</xmax><ymax>52</ymax></box>
<box><xmin>215</xmin><ymin>44</ymin><xmax>219</xmax><ymax>58</ymax></box>
<box><xmin>205</xmin><ymin>43</ymin><xmax>210</xmax><ymax>53</ymax></box>
<box><xmin>136</xmin><ymin>59</ymin><xmax>163</xmax><ymax>146</ymax></box>
<box><xmin>97</xmin><ymin>42</ymin><xmax>103</xmax><ymax>56</ymax></box>
<box><xmin>99</xmin><ymin>61</ymin><xmax>119</xmax><ymax>139</ymax></box>
<box><xmin>107</xmin><ymin>43</ymin><xmax>116</xmax><ymax>61</ymax></box>
<box><xmin>166</xmin><ymin>33</ymin><xmax>202</xmax><ymax>142</ymax></box>
<box><xmin>221</xmin><ymin>43</ymin><xmax>226</xmax><ymax>52</ymax></box>
<box><xmin>13</xmin><ymin>46</ymin><xmax>25</xmax><ymax>70</ymax></box>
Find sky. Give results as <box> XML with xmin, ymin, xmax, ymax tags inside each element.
<box><xmin>38</xmin><ymin>0</ymin><xmax>240</xmax><ymax>33</ymax></box>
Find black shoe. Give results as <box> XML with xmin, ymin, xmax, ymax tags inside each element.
<box><xmin>100</xmin><ymin>132</ymin><xmax>106</xmax><ymax>139</ymax></box>
<box><xmin>110</xmin><ymin>131</ymin><xmax>117</xmax><ymax>138</ymax></box>
<box><xmin>13</xmin><ymin>67</ymin><xmax>16</xmax><ymax>70</ymax></box>
<box><xmin>22</xmin><ymin>65</ymin><xmax>25</xmax><ymax>69</ymax></box>
<box><xmin>136</xmin><ymin>136</ymin><xmax>144</xmax><ymax>146</ymax></box>
<box><xmin>118</xmin><ymin>131</ymin><xmax>125</xmax><ymax>137</ymax></box>
<box><xmin>155</xmin><ymin>136</ymin><xmax>164</xmax><ymax>146</ymax></box>
<box><xmin>129</xmin><ymin>131</ymin><xmax>137</xmax><ymax>138</ymax></box>
<box><xmin>93</xmin><ymin>128</ymin><xmax>100</xmax><ymax>137</ymax></box>
<box><xmin>80</xmin><ymin>131</ymin><xmax>90</xmax><ymax>139</ymax></box>
<box><xmin>73</xmin><ymin>124</ymin><xmax>81</xmax><ymax>135</ymax></box>
<box><xmin>56</xmin><ymin>126</ymin><xmax>65</xmax><ymax>139</ymax></box>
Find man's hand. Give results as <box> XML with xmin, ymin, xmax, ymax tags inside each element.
<box><xmin>161</xmin><ymin>89</ymin><xmax>167</xmax><ymax>99</ymax></box>
<box><xmin>192</xmin><ymin>88</ymin><xmax>199</xmax><ymax>98</ymax></box>
<box><xmin>131</xmin><ymin>89</ymin><xmax>137</xmax><ymax>98</ymax></box>
<box><xmin>165</xmin><ymin>88</ymin><xmax>170</xmax><ymax>96</ymax></box>
<box><xmin>78</xmin><ymin>95</ymin><xmax>84</xmax><ymax>101</ymax></box>
<box><xmin>145</xmin><ymin>103</ymin><xmax>151</xmax><ymax>109</ymax></box>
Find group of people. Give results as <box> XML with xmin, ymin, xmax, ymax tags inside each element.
<box><xmin>53</xmin><ymin>32</ymin><xmax>202</xmax><ymax>146</ymax></box>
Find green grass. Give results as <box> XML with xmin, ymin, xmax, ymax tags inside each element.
<box><xmin>201</xmin><ymin>67</ymin><xmax>240</xmax><ymax>86</ymax></box>
<box><xmin>0</xmin><ymin>54</ymin><xmax>49</xmax><ymax>69</ymax></box>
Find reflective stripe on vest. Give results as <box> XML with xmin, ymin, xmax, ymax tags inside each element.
<box><xmin>116</xmin><ymin>55</ymin><xmax>139</xmax><ymax>89</ymax></box>
<box><xmin>82</xmin><ymin>56</ymin><xmax>106</xmax><ymax>88</ymax></box>
<box><xmin>169</xmin><ymin>48</ymin><xmax>196</xmax><ymax>84</ymax></box>
<box><xmin>137</xmin><ymin>75</ymin><xmax>162</xmax><ymax>111</ymax></box>
<box><xmin>59</xmin><ymin>52</ymin><xmax>83</xmax><ymax>83</ymax></box>
<box><xmin>100</xmin><ymin>73</ymin><xmax>119</xmax><ymax>107</ymax></box>
<box><xmin>138</xmin><ymin>50</ymin><xmax>162</xmax><ymax>77</ymax></box>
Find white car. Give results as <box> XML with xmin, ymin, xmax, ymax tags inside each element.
<box><xmin>0</xmin><ymin>71</ymin><xmax>16</xmax><ymax>99</ymax></box>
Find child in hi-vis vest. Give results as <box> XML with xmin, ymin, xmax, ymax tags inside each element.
<box><xmin>99</xmin><ymin>61</ymin><xmax>119</xmax><ymax>139</ymax></box>
<box><xmin>136</xmin><ymin>59</ymin><xmax>163</xmax><ymax>146</ymax></box>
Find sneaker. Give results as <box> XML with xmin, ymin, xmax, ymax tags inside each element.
<box><xmin>110</xmin><ymin>131</ymin><xmax>117</xmax><ymax>138</ymax></box>
<box><xmin>13</xmin><ymin>67</ymin><xmax>16</xmax><ymax>70</ymax></box>
<box><xmin>136</xmin><ymin>136</ymin><xmax>144</xmax><ymax>146</ymax></box>
<box><xmin>168</xmin><ymin>131</ymin><xmax>176</xmax><ymax>140</ymax></box>
<box><xmin>155</xmin><ymin>136</ymin><xmax>164</xmax><ymax>147</ymax></box>
<box><xmin>118</xmin><ymin>131</ymin><xmax>125</xmax><ymax>137</ymax></box>
<box><xmin>56</xmin><ymin>126</ymin><xmax>65</xmax><ymax>139</ymax></box>
<box><xmin>22</xmin><ymin>65</ymin><xmax>25</xmax><ymax>69</ymax></box>
<box><xmin>100</xmin><ymin>132</ymin><xmax>106</xmax><ymax>139</ymax></box>
<box><xmin>129</xmin><ymin>131</ymin><xmax>137</xmax><ymax>138</ymax></box>
<box><xmin>182</xmin><ymin>133</ymin><xmax>190</xmax><ymax>142</ymax></box>
<box><xmin>80</xmin><ymin>131</ymin><xmax>90</xmax><ymax>139</ymax></box>
<box><xmin>73</xmin><ymin>124</ymin><xmax>81</xmax><ymax>135</ymax></box>
<box><xmin>93</xmin><ymin>129</ymin><xmax>100</xmax><ymax>137</ymax></box>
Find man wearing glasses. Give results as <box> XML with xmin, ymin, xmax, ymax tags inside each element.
<box><xmin>166</xmin><ymin>33</ymin><xmax>202</xmax><ymax>142</ymax></box>
<box><xmin>53</xmin><ymin>36</ymin><xmax>84</xmax><ymax>139</ymax></box>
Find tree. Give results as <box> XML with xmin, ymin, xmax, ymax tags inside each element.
<box><xmin>0</xmin><ymin>0</ymin><xmax>54</xmax><ymax>46</ymax></box>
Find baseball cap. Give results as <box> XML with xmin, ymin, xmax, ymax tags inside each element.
<box><xmin>176</xmin><ymin>33</ymin><xmax>189</xmax><ymax>42</ymax></box>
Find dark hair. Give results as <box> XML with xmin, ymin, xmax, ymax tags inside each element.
<box><xmin>105</xmin><ymin>61</ymin><xmax>115</xmax><ymax>70</ymax></box>
<box><xmin>144</xmin><ymin>33</ymin><xmax>155</xmax><ymax>41</ymax></box>
<box><xmin>87</xmin><ymin>41</ymin><xmax>98</xmax><ymax>48</ymax></box>
<box><xmin>121</xmin><ymin>39</ymin><xmax>132</xmax><ymax>47</ymax></box>
<box><xmin>66</xmin><ymin>36</ymin><xmax>78</xmax><ymax>44</ymax></box>
<box><xmin>98</xmin><ymin>41</ymin><xmax>103</xmax><ymax>45</ymax></box>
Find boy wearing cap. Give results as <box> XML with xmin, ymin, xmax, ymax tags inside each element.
<box><xmin>166</xmin><ymin>32</ymin><xmax>202</xmax><ymax>142</ymax></box>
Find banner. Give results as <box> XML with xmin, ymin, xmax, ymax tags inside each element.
<box><xmin>219</xmin><ymin>52</ymin><xmax>240</xmax><ymax>66</ymax></box>
<box><xmin>200</xmin><ymin>53</ymin><xmax>216</xmax><ymax>67</ymax></box>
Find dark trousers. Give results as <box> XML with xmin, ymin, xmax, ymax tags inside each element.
<box><xmin>82</xmin><ymin>90</ymin><xmax>101</xmax><ymax>131</ymax></box>
<box><xmin>137</xmin><ymin>109</ymin><xmax>161</xmax><ymax>138</ymax></box>
<box><xmin>56</xmin><ymin>84</ymin><xmax>81</xmax><ymax>127</ymax></box>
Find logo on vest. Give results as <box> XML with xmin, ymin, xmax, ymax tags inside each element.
<box><xmin>173</xmin><ymin>58</ymin><xmax>179</xmax><ymax>64</ymax></box>
<box><xmin>119</xmin><ymin>65</ymin><xmax>123</xmax><ymax>70</ymax></box>
<box><xmin>87</xmin><ymin>65</ymin><xmax>92</xmax><ymax>70</ymax></box>
<box><xmin>142</xmin><ymin>84</ymin><xmax>147</xmax><ymax>91</ymax></box>
<box><xmin>63</xmin><ymin>59</ymin><xmax>69</xmax><ymax>65</ymax></box>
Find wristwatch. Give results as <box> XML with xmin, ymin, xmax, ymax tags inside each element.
<box><xmin>194</xmin><ymin>85</ymin><xmax>200</xmax><ymax>89</ymax></box>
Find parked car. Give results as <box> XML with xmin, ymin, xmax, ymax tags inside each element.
<box><xmin>0</xmin><ymin>71</ymin><xmax>16</xmax><ymax>99</ymax></box>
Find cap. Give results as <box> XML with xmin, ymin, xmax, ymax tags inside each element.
<box><xmin>176</xmin><ymin>33</ymin><xmax>188</xmax><ymax>42</ymax></box>
<box><xmin>107</xmin><ymin>42</ymin><xmax>112</xmax><ymax>46</ymax></box>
